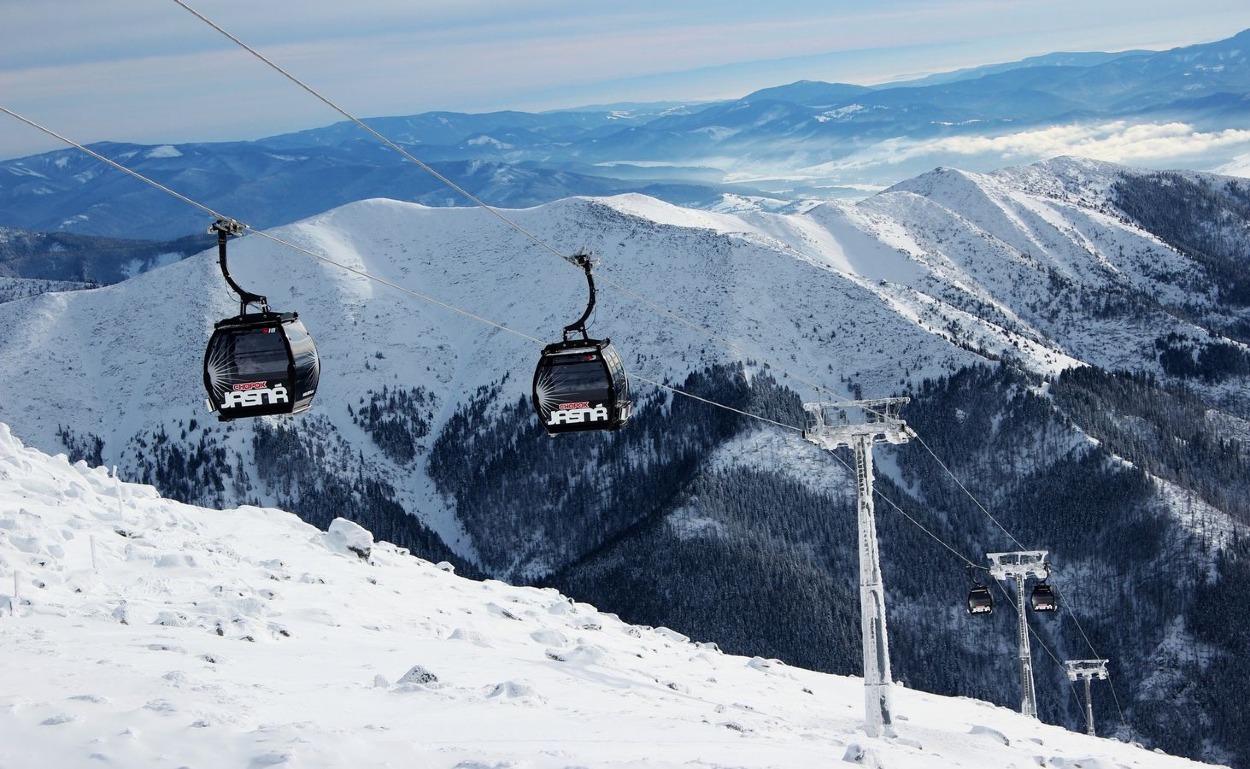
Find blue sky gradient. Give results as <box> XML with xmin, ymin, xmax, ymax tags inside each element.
<box><xmin>2</xmin><ymin>0</ymin><xmax>1248</xmax><ymax>159</ymax></box>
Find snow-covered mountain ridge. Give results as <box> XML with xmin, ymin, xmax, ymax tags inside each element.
<box><xmin>0</xmin><ymin>422</ymin><xmax>1222</xmax><ymax>769</ymax></box>
<box><xmin>0</xmin><ymin>156</ymin><xmax>1245</xmax><ymax>566</ymax></box>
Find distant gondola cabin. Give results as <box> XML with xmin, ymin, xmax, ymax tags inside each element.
<box><xmin>1030</xmin><ymin>582</ymin><xmax>1058</xmax><ymax>613</ymax></box>
<box><xmin>967</xmin><ymin>585</ymin><xmax>994</xmax><ymax>615</ymax></box>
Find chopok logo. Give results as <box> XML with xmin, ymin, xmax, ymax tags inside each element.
<box><xmin>547</xmin><ymin>401</ymin><xmax>609</xmax><ymax>426</ymax></box>
<box><xmin>222</xmin><ymin>381</ymin><xmax>290</xmax><ymax>409</ymax></box>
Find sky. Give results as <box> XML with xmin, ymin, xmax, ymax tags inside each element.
<box><xmin>2</xmin><ymin>0</ymin><xmax>1250</xmax><ymax>160</ymax></box>
<box><xmin>0</xmin><ymin>421</ymin><xmax>1220</xmax><ymax>768</ymax></box>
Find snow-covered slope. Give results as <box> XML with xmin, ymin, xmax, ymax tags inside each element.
<box><xmin>0</xmin><ymin>423</ymin><xmax>1223</xmax><ymax>769</ymax></box>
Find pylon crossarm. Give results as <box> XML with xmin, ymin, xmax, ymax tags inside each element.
<box><xmin>802</xmin><ymin>398</ymin><xmax>913</xmax><ymax>450</ymax></box>
<box><xmin>1065</xmin><ymin>659</ymin><xmax>1110</xmax><ymax>681</ymax></box>
<box><xmin>1065</xmin><ymin>659</ymin><xmax>1110</xmax><ymax>736</ymax></box>
<box><xmin>987</xmin><ymin>550</ymin><xmax>1050</xmax><ymax>581</ymax></box>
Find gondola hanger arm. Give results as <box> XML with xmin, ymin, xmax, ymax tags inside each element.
<box><xmin>561</xmin><ymin>250</ymin><xmax>597</xmax><ymax>342</ymax></box>
<box><xmin>211</xmin><ymin>217</ymin><xmax>268</xmax><ymax>315</ymax></box>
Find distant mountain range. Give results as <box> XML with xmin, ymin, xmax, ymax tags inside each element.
<box><xmin>0</xmin><ymin>226</ymin><xmax>210</xmax><ymax>286</ymax></box>
<box><xmin>1</xmin><ymin>30</ymin><xmax>1248</xmax><ymax>241</ymax></box>
<box><xmin>3</xmin><ymin>156</ymin><xmax>1250</xmax><ymax>766</ymax></box>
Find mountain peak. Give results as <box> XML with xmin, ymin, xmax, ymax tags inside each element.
<box><xmin>740</xmin><ymin>80</ymin><xmax>873</xmax><ymax>107</ymax></box>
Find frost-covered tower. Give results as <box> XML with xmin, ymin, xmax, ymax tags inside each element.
<box><xmin>988</xmin><ymin>550</ymin><xmax>1051</xmax><ymax>718</ymax></box>
<box><xmin>802</xmin><ymin>397</ymin><xmax>911</xmax><ymax>738</ymax></box>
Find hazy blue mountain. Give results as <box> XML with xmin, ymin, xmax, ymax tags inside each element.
<box><xmin>0</xmin><ymin>139</ymin><xmax>758</xmax><ymax>240</ymax></box>
<box><xmin>2</xmin><ymin>31</ymin><xmax>1247</xmax><ymax>243</ymax></box>
<box><xmin>737</xmin><ymin>80</ymin><xmax>874</xmax><ymax>107</ymax></box>
<box><xmin>901</xmin><ymin>50</ymin><xmax>1154</xmax><ymax>87</ymax></box>
<box><xmin>0</xmin><ymin>226</ymin><xmax>211</xmax><ymax>285</ymax></box>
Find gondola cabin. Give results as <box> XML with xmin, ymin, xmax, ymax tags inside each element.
<box><xmin>967</xmin><ymin>585</ymin><xmax>994</xmax><ymax>615</ymax></box>
<box><xmin>532</xmin><ymin>338</ymin><xmax>631</xmax><ymax>435</ymax></box>
<box><xmin>204</xmin><ymin>311</ymin><xmax>320</xmax><ymax>421</ymax></box>
<box><xmin>1030</xmin><ymin>582</ymin><xmax>1058</xmax><ymax>612</ymax></box>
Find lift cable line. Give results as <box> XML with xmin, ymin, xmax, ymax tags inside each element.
<box><xmin>169</xmin><ymin>0</ymin><xmax>576</xmax><ymax>270</ymax></box>
<box><xmin>5</xmin><ymin>78</ymin><xmax>1121</xmax><ymax>729</ymax></box>
<box><xmin>818</xmin><ymin>449</ymin><xmax>981</xmax><ymax>569</ymax></box>
<box><xmin>906</xmin><ymin>430</ymin><xmax>1028</xmax><ymax>552</ymax></box>
<box><xmin>0</xmin><ymin>105</ymin><xmax>821</xmax><ymax>437</ymax></box>
<box><xmin>628</xmin><ymin>373</ymin><xmax>802</xmax><ymax>434</ymax></box>
<box><xmin>167</xmin><ymin>0</ymin><xmax>1071</xmax><ymax>589</ymax></box>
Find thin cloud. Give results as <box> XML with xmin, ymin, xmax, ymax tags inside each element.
<box><xmin>932</xmin><ymin>122</ymin><xmax>1250</xmax><ymax>162</ymax></box>
<box><xmin>825</xmin><ymin>122</ymin><xmax>1250</xmax><ymax>171</ymax></box>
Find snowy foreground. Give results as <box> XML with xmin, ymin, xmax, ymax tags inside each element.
<box><xmin>0</xmin><ymin>423</ymin><xmax>1221</xmax><ymax>769</ymax></box>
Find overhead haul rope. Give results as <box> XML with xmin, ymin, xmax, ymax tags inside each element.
<box><xmin>167</xmin><ymin>0</ymin><xmax>585</xmax><ymax>268</ymax></box>
<box><xmin>39</xmin><ymin>0</ymin><xmax>1123</xmax><ymax>701</ymax></box>
<box><xmin>6</xmin><ymin>104</ymin><xmax>1110</xmax><ymax>731</ymax></box>
<box><xmin>2</xmin><ymin>102</ymin><xmax>992</xmax><ymax>576</ymax></box>
<box><xmin>0</xmin><ymin>105</ymin><xmax>813</xmax><ymax>433</ymax></box>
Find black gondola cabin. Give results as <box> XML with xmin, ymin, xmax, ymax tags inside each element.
<box><xmin>204</xmin><ymin>311</ymin><xmax>319</xmax><ymax>421</ymax></box>
<box><xmin>531</xmin><ymin>251</ymin><xmax>631</xmax><ymax>436</ymax></box>
<box><xmin>967</xmin><ymin>585</ymin><xmax>994</xmax><ymax>615</ymax></box>
<box><xmin>532</xmin><ymin>338</ymin><xmax>631</xmax><ymax>435</ymax></box>
<box><xmin>1030</xmin><ymin>582</ymin><xmax>1058</xmax><ymax>612</ymax></box>
<box><xmin>201</xmin><ymin>218</ymin><xmax>319</xmax><ymax>421</ymax></box>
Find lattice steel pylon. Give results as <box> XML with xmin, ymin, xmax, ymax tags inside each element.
<box><xmin>987</xmin><ymin>550</ymin><xmax>1051</xmax><ymax>719</ymax></box>
<box><xmin>802</xmin><ymin>397</ymin><xmax>911</xmax><ymax>738</ymax></box>
<box><xmin>1065</xmin><ymin>659</ymin><xmax>1110</xmax><ymax>736</ymax></box>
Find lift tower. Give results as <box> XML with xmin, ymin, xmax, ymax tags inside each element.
<box><xmin>803</xmin><ymin>397</ymin><xmax>911</xmax><ymax>737</ymax></box>
<box><xmin>1065</xmin><ymin>659</ymin><xmax>1109</xmax><ymax>736</ymax></box>
<box><xmin>987</xmin><ymin>550</ymin><xmax>1051</xmax><ymax>718</ymax></box>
